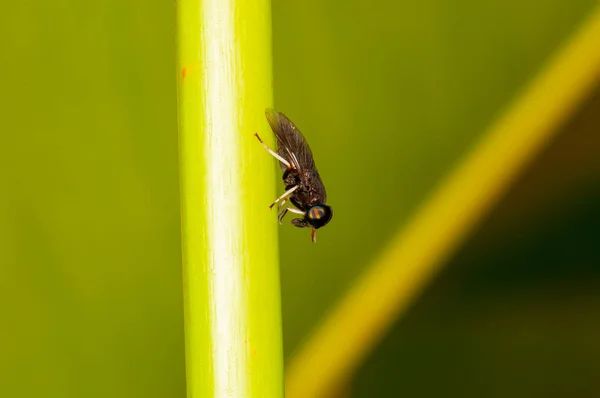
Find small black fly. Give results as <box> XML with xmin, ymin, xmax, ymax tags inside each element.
<box><xmin>255</xmin><ymin>109</ymin><xmax>332</xmax><ymax>243</ymax></box>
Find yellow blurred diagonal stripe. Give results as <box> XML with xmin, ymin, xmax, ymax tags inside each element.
<box><xmin>286</xmin><ymin>6</ymin><xmax>600</xmax><ymax>398</ymax></box>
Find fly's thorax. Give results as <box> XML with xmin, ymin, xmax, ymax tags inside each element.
<box><xmin>300</xmin><ymin>170</ymin><xmax>317</xmax><ymax>193</ymax></box>
<box><xmin>283</xmin><ymin>168</ymin><xmax>300</xmax><ymax>187</ymax></box>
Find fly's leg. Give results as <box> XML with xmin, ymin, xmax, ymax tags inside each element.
<box><xmin>277</xmin><ymin>208</ymin><xmax>287</xmax><ymax>224</ymax></box>
<box><xmin>254</xmin><ymin>133</ymin><xmax>293</xmax><ymax>169</ymax></box>
<box><xmin>254</xmin><ymin>132</ymin><xmax>301</xmax><ymax>209</ymax></box>
<box><xmin>269</xmin><ymin>185</ymin><xmax>299</xmax><ymax>209</ymax></box>
<box><xmin>291</xmin><ymin>218</ymin><xmax>311</xmax><ymax>228</ymax></box>
<box><xmin>277</xmin><ymin>207</ymin><xmax>304</xmax><ymax>225</ymax></box>
<box><xmin>277</xmin><ymin>197</ymin><xmax>290</xmax><ymax>209</ymax></box>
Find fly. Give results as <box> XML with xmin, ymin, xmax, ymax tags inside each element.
<box><xmin>254</xmin><ymin>108</ymin><xmax>333</xmax><ymax>243</ymax></box>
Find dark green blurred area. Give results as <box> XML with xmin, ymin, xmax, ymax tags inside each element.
<box><xmin>354</xmin><ymin>88</ymin><xmax>600</xmax><ymax>397</ymax></box>
<box><xmin>1</xmin><ymin>0</ymin><xmax>598</xmax><ymax>397</ymax></box>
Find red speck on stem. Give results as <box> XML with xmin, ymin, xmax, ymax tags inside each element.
<box><xmin>182</xmin><ymin>67</ymin><xmax>187</xmax><ymax>81</ymax></box>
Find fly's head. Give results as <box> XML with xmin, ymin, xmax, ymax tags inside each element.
<box><xmin>306</xmin><ymin>205</ymin><xmax>333</xmax><ymax>229</ymax></box>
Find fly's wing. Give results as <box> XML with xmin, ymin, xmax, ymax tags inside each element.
<box><xmin>265</xmin><ymin>109</ymin><xmax>328</xmax><ymax>204</ymax></box>
<box><xmin>265</xmin><ymin>109</ymin><xmax>316</xmax><ymax>172</ymax></box>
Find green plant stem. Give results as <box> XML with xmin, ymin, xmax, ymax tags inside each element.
<box><xmin>176</xmin><ymin>0</ymin><xmax>283</xmax><ymax>397</ymax></box>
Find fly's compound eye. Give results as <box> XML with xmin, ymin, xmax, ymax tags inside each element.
<box><xmin>306</xmin><ymin>205</ymin><xmax>333</xmax><ymax>229</ymax></box>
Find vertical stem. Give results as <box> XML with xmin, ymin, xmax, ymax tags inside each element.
<box><xmin>177</xmin><ymin>0</ymin><xmax>283</xmax><ymax>397</ymax></box>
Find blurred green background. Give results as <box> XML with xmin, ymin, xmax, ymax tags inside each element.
<box><xmin>1</xmin><ymin>0</ymin><xmax>599</xmax><ymax>397</ymax></box>
<box><xmin>353</xmin><ymin>89</ymin><xmax>600</xmax><ymax>397</ymax></box>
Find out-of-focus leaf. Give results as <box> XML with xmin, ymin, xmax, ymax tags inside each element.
<box><xmin>0</xmin><ymin>2</ymin><xmax>183</xmax><ymax>397</ymax></box>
